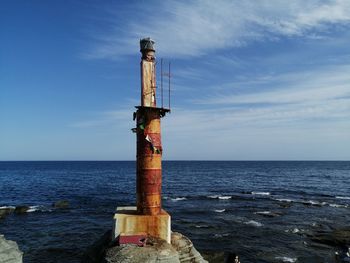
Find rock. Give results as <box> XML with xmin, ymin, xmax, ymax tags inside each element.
<box><xmin>0</xmin><ymin>234</ymin><xmax>23</xmax><ymax>263</ymax></box>
<box><xmin>201</xmin><ymin>251</ymin><xmax>225</xmax><ymax>263</ymax></box>
<box><xmin>82</xmin><ymin>231</ymin><xmax>208</xmax><ymax>263</ymax></box>
<box><xmin>82</xmin><ymin>231</ymin><xmax>112</xmax><ymax>263</ymax></box>
<box><xmin>279</xmin><ymin>202</ymin><xmax>292</xmax><ymax>208</ymax></box>
<box><xmin>14</xmin><ymin>206</ymin><xmax>30</xmax><ymax>214</ymax></box>
<box><xmin>0</xmin><ymin>207</ymin><xmax>14</xmax><ymax>219</ymax></box>
<box><xmin>310</xmin><ymin>227</ymin><xmax>350</xmax><ymax>247</ymax></box>
<box><xmin>53</xmin><ymin>200</ymin><xmax>69</xmax><ymax>209</ymax></box>
<box><xmin>105</xmin><ymin>237</ymin><xmax>179</xmax><ymax>263</ymax></box>
<box><xmin>200</xmin><ymin>251</ymin><xmax>240</xmax><ymax>263</ymax></box>
<box><xmin>255</xmin><ymin>211</ymin><xmax>283</xmax><ymax>218</ymax></box>
<box><xmin>171</xmin><ymin>232</ymin><xmax>208</xmax><ymax>262</ymax></box>
<box><xmin>225</xmin><ymin>252</ymin><xmax>240</xmax><ymax>263</ymax></box>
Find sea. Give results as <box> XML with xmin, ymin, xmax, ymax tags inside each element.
<box><xmin>0</xmin><ymin>161</ymin><xmax>349</xmax><ymax>263</ymax></box>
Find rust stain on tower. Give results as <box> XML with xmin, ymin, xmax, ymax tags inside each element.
<box><xmin>136</xmin><ymin>38</ymin><xmax>169</xmax><ymax>215</ymax></box>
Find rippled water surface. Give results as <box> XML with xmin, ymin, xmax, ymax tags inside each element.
<box><xmin>0</xmin><ymin>161</ymin><xmax>349</xmax><ymax>263</ymax></box>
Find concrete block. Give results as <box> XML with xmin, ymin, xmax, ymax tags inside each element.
<box><xmin>113</xmin><ymin>206</ymin><xmax>171</xmax><ymax>243</ymax></box>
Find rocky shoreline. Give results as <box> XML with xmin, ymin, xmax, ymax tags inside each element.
<box><xmin>0</xmin><ymin>200</ymin><xmax>70</xmax><ymax>220</ymax></box>
<box><xmin>82</xmin><ymin>231</ymin><xmax>207</xmax><ymax>263</ymax></box>
<box><xmin>82</xmin><ymin>230</ymin><xmax>241</xmax><ymax>263</ymax></box>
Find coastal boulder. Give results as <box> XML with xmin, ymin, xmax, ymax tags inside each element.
<box><xmin>171</xmin><ymin>232</ymin><xmax>208</xmax><ymax>262</ymax></box>
<box><xmin>0</xmin><ymin>234</ymin><xmax>23</xmax><ymax>263</ymax></box>
<box><xmin>105</xmin><ymin>236</ymin><xmax>180</xmax><ymax>263</ymax></box>
<box><xmin>0</xmin><ymin>207</ymin><xmax>14</xmax><ymax>219</ymax></box>
<box><xmin>53</xmin><ymin>200</ymin><xmax>69</xmax><ymax>209</ymax></box>
<box><xmin>82</xmin><ymin>231</ymin><xmax>112</xmax><ymax>263</ymax></box>
<box><xmin>82</xmin><ymin>231</ymin><xmax>208</xmax><ymax>263</ymax></box>
<box><xmin>14</xmin><ymin>206</ymin><xmax>30</xmax><ymax>214</ymax></box>
<box><xmin>311</xmin><ymin>228</ymin><xmax>350</xmax><ymax>247</ymax></box>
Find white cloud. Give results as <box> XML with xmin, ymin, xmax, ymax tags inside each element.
<box><xmin>162</xmin><ymin>63</ymin><xmax>350</xmax><ymax>139</ymax></box>
<box><xmin>86</xmin><ymin>0</ymin><xmax>350</xmax><ymax>59</ymax></box>
<box><xmin>194</xmin><ymin>64</ymin><xmax>350</xmax><ymax>105</ymax></box>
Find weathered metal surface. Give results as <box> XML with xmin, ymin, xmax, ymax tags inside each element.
<box><xmin>136</xmin><ymin>169</ymin><xmax>162</xmax><ymax>194</ymax></box>
<box><xmin>140</xmin><ymin>37</ymin><xmax>155</xmax><ymax>52</ymax></box>
<box><xmin>137</xmin><ymin>155</ymin><xmax>162</xmax><ymax>169</ymax></box>
<box><xmin>136</xmin><ymin>101</ymin><xmax>164</xmax><ymax>215</ymax></box>
<box><xmin>144</xmin><ymin>119</ymin><xmax>161</xmax><ymax>133</ymax></box>
<box><xmin>136</xmin><ymin>39</ymin><xmax>170</xmax><ymax>216</ymax></box>
<box><xmin>113</xmin><ymin>207</ymin><xmax>171</xmax><ymax>243</ymax></box>
<box><xmin>141</xmin><ymin>60</ymin><xmax>156</xmax><ymax>107</ymax></box>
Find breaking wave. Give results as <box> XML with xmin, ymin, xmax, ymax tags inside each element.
<box><xmin>275</xmin><ymin>256</ymin><xmax>297</xmax><ymax>262</ymax></box>
<box><xmin>171</xmin><ymin>197</ymin><xmax>187</xmax><ymax>201</ymax></box>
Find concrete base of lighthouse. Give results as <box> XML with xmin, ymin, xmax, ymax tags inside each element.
<box><xmin>112</xmin><ymin>206</ymin><xmax>171</xmax><ymax>244</ymax></box>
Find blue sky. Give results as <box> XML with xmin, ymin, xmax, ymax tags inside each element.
<box><xmin>1</xmin><ymin>0</ymin><xmax>349</xmax><ymax>160</ymax></box>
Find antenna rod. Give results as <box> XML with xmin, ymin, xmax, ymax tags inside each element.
<box><xmin>168</xmin><ymin>62</ymin><xmax>171</xmax><ymax>110</ymax></box>
<box><xmin>161</xmin><ymin>58</ymin><xmax>163</xmax><ymax>108</ymax></box>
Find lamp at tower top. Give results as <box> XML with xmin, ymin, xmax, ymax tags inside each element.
<box><xmin>140</xmin><ymin>38</ymin><xmax>155</xmax><ymax>61</ymax></box>
<box><xmin>139</xmin><ymin>37</ymin><xmax>171</xmax><ymax>111</ymax></box>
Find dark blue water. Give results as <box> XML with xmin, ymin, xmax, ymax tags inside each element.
<box><xmin>0</xmin><ymin>161</ymin><xmax>349</xmax><ymax>263</ymax></box>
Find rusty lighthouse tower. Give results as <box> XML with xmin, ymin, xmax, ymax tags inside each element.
<box><xmin>136</xmin><ymin>37</ymin><xmax>169</xmax><ymax>215</ymax></box>
<box><xmin>113</xmin><ymin>38</ymin><xmax>171</xmax><ymax>244</ymax></box>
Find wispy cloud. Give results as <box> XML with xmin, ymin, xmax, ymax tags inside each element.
<box><xmin>85</xmin><ymin>0</ymin><xmax>350</xmax><ymax>59</ymax></box>
<box><xmin>71</xmin><ymin>109</ymin><xmax>131</xmax><ymax>128</ymax></box>
<box><xmin>194</xmin><ymin>64</ymin><xmax>350</xmax><ymax>105</ymax></box>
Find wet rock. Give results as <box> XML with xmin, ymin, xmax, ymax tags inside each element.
<box><xmin>200</xmin><ymin>250</ymin><xmax>241</xmax><ymax>263</ymax></box>
<box><xmin>225</xmin><ymin>252</ymin><xmax>240</xmax><ymax>263</ymax></box>
<box><xmin>0</xmin><ymin>234</ymin><xmax>23</xmax><ymax>263</ymax></box>
<box><xmin>310</xmin><ymin>227</ymin><xmax>350</xmax><ymax>247</ymax></box>
<box><xmin>255</xmin><ymin>211</ymin><xmax>283</xmax><ymax>218</ymax></box>
<box><xmin>0</xmin><ymin>207</ymin><xmax>14</xmax><ymax>219</ymax></box>
<box><xmin>53</xmin><ymin>200</ymin><xmax>69</xmax><ymax>209</ymax></box>
<box><xmin>279</xmin><ymin>202</ymin><xmax>292</xmax><ymax>208</ymax></box>
<box><xmin>301</xmin><ymin>201</ymin><xmax>323</xmax><ymax>207</ymax></box>
<box><xmin>14</xmin><ymin>206</ymin><xmax>30</xmax><ymax>214</ymax></box>
<box><xmin>82</xmin><ymin>230</ymin><xmax>112</xmax><ymax>263</ymax></box>
<box><xmin>200</xmin><ymin>251</ymin><xmax>225</xmax><ymax>263</ymax></box>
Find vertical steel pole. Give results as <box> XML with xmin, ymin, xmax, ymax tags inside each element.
<box><xmin>161</xmin><ymin>58</ymin><xmax>163</xmax><ymax>109</ymax></box>
<box><xmin>168</xmin><ymin>62</ymin><xmax>171</xmax><ymax>110</ymax></box>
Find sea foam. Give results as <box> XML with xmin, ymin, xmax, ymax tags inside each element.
<box><xmin>244</xmin><ymin>220</ymin><xmax>263</xmax><ymax>227</ymax></box>
<box><xmin>336</xmin><ymin>196</ymin><xmax>350</xmax><ymax>200</ymax></box>
<box><xmin>207</xmin><ymin>195</ymin><xmax>231</xmax><ymax>200</ymax></box>
<box><xmin>275</xmin><ymin>256</ymin><xmax>297</xmax><ymax>262</ymax></box>
<box><xmin>329</xmin><ymin>203</ymin><xmax>348</xmax><ymax>208</ymax></box>
<box><xmin>26</xmin><ymin>206</ymin><xmax>41</xmax><ymax>213</ymax></box>
<box><xmin>0</xmin><ymin>206</ymin><xmax>15</xmax><ymax>210</ymax></box>
<box><xmin>274</xmin><ymin>198</ymin><xmax>293</xmax><ymax>203</ymax></box>
<box><xmin>171</xmin><ymin>197</ymin><xmax>187</xmax><ymax>201</ymax></box>
<box><xmin>251</xmin><ymin>191</ymin><xmax>270</xmax><ymax>196</ymax></box>
<box><xmin>218</xmin><ymin>196</ymin><xmax>231</xmax><ymax>200</ymax></box>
